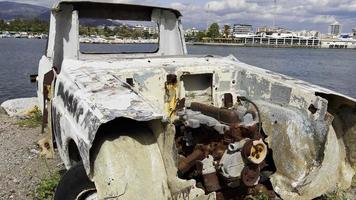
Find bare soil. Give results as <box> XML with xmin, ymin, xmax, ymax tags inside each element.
<box><xmin>0</xmin><ymin>111</ymin><xmax>61</xmax><ymax>200</ymax></box>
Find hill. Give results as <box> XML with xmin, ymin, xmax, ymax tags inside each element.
<box><xmin>0</xmin><ymin>1</ymin><xmax>50</xmax><ymax>20</ymax></box>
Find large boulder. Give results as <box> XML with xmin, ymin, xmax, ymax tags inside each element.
<box><xmin>0</xmin><ymin>97</ymin><xmax>39</xmax><ymax>118</ymax></box>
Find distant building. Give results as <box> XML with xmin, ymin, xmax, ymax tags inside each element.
<box><xmin>295</xmin><ymin>30</ymin><xmax>320</xmax><ymax>39</ymax></box>
<box><xmin>257</xmin><ymin>26</ymin><xmax>274</xmax><ymax>33</ymax></box>
<box><xmin>133</xmin><ymin>24</ymin><xmax>145</xmax><ymax>31</ymax></box>
<box><xmin>148</xmin><ymin>26</ymin><xmax>158</xmax><ymax>35</ymax></box>
<box><xmin>185</xmin><ymin>28</ymin><xmax>199</xmax><ymax>36</ymax></box>
<box><xmin>232</xmin><ymin>24</ymin><xmax>253</xmax><ymax>35</ymax></box>
<box><xmin>256</xmin><ymin>26</ymin><xmax>285</xmax><ymax>34</ymax></box>
<box><xmin>143</xmin><ymin>26</ymin><xmax>158</xmax><ymax>35</ymax></box>
<box><xmin>353</xmin><ymin>28</ymin><xmax>356</xmax><ymax>39</ymax></box>
<box><xmin>329</xmin><ymin>22</ymin><xmax>341</xmax><ymax>35</ymax></box>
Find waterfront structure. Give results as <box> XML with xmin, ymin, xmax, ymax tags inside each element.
<box><xmin>321</xmin><ymin>39</ymin><xmax>356</xmax><ymax>49</ymax></box>
<box><xmin>185</xmin><ymin>28</ymin><xmax>199</xmax><ymax>36</ymax></box>
<box><xmin>202</xmin><ymin>35</ymin><xmax>320</xmax><ymax>48</ymax></box>
<box><xmin>257</xmin><ymin>26</ymin><xmax>275</xmax><ymax>33</ymax></box>
<box><xmin>144</xmin><ymin>26</ymin><xmax>158</xmax><ymax>35</ymax></box>
<box><xmin>232</xmin><ymin>24</ymin><xmax>253</xmax><ymax>36</ymax></box>
<box><xmin>329</xmin><ymin>22</ymin><xmax>341</xmax><ymax>35</ymax></box>
<box><xmin>295</xmin><ymin>30</ymin><xmax>320</xmax><ymax>39</ymax></box>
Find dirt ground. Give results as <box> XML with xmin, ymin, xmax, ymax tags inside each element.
<box><xmin>0</xmin><ymin>111</ymin><xmax>62</xmax><ymax>200</ymax></box>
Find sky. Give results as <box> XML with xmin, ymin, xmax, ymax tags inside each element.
<box><xmin>8</xmin><ymin>0</ymin><xmax>356</xmax><ymax>33</ymax></box>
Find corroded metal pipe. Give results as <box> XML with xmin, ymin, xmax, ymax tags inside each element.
<box><xmin>178</xmin><ymin>149</ymin><xmax>205</xmax><ymax>174</ymax></box>
<box><xmin>190</xmin><ymin>102</ymin><xmax>240</xmax><ymax>124</ymax></box>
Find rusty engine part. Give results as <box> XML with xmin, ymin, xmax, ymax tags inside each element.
<box><xmin>178</xmin><ymin>149</ymin><xmax>205</xmax><ymax>174</ymax></box>
<box><xmin>201</xmin><ymin>155</ymin><xmax>221</xmax><ymax>192</ymax></box>
<box><xmin>228</xmin><ymin>123</ymin><xmax>259</xmax><ymax>141</ymax></box>
<box><xmin>241</xmin><ymin>139</ymin><xmax>267</xmax><ymax>165</ymax></box>
<box><xmin>241</xmin><ymin>165</ymin><xmax>260</xmax><ymax>187</ymax></box>
<box><xmin>175</xmin><ymin>100</ymin><xmax>276</xmax><ymax>199</ymax></box>
<box><xmin>190</xmin><ymin>102</ymin><xmax>240</xmax><ymax>124</ymax></box>
<box><xmin>223</xmin><ymin>93</ymin><xmax>233</xmax><ymax>108</ymax></box>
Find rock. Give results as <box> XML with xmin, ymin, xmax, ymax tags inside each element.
<box><xmin>13</xmin><ymin>179</ymin><xmax>19</xmax><ymax>184</ymax></box>
<box><xmin>0</xmin><ymin>97</ymin><xmax>39</xmax><ymax>118</ymax></box>
<box><xmin>30</xmin><ymin>149</ymin><xmax>40</xmax><ymax>155</ymax></box>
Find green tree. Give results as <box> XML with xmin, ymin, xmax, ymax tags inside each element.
<box><xmin>223</xmin><ymin>25</ymin><xmax>230</xmax><ymax>38</ymax></box>
<box><xmin>207</xmin><ymin>22</ymin><xmax>220</xmax><ymax>38</ymax></box>
<box><xmin>0</xmin><ymin>18</ymin><xmax>49</xmax><ymax>33</ymax></box>
<box><xmin>0</xmin><ymin>19</ymin><xmax>7</xmax><ymax>31</ymax></box>
<box><xmin>196</xmin><ymin>31</ymin><xmax>206</xmax><ymax>42</ymax></box>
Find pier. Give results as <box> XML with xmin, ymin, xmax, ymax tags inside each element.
<box><xmin>197</xmin><ymin>36</ymin><xmax>321</xmax><ymax>48</ymax></box>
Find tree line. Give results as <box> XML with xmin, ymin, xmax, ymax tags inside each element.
<box><xmin>79</xmin><ymin>25</ymin><xmax>158</xmax><ymax>39</ymax></box>
<box><xmin>0</xmin><ymin>18</ymin><xmax>158</xmax><ymax>39</ymax></box>
<box><xmin>0</xmin><ymin>19</ymin><xmax>49</xmax><ymax>33</ymax></box>
<box><xmin>186</xmin><ymin>23</ymin><xmax>232</xmax><ymax>42</ymax></box>
<box><xmin>1</xmin><ymin>19</ymin><xmax>227</xmax><ymax>41</ymax></box>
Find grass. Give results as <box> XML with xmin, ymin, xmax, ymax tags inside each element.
<box><xmin>33</xmin><ymin>172</ymin><xmax>61</xmax><ymax>200</ymax></box>
<box><xmin>16</xmin><ymin>106</ymin><xmax>42</xmax><ymax>128</ymax></box>
<box><xmin>33</xmin><ymin>158</ymin><xmax>62</xmax><ymax>200</ymax></box>
<box><xmin>320</xmin><ymin>166</ymin><xmax>356</xmax><ymax>200</ymax></box>
<box><xmin>352</xmin><ymin>163</ymin><xmax>356</xmax><ymax>189</ymax></box>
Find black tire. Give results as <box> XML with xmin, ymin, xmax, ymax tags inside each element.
<box><xmin>54</xmin><ymin>162</ymin><xmax>96</xmax><ymax>200</ymax></box>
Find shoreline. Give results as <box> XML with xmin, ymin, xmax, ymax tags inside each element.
<box><xmin>1</xmin><ymin>38</ymin><xmax>355</xmax><ymax>49</ymax></box>
<box><xmin>186</xmin><ymin>42</ymin><xmax>356</xmax><ymax>49</ymax></box>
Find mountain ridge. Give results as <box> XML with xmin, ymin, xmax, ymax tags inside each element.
<box><xmin>0</xmin><ymin>1</ymin><xmax>50</xmax><ymax>20</ymax></box>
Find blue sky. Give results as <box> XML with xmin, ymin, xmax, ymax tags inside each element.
<box><xmin>9</xmin><ymin>0</ymin><xmax>356</xmax><ymax>33</ymax></box>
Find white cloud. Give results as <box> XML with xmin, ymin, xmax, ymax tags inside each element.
<box><xmin>8</xmin><ymin>0</ymin><xmax>356</xmax><ymax>32</ymax></box>
<box><xmin>194</xmin><ymin>0</ymin><xmax>356</xmax><ymax>32</ymax></box>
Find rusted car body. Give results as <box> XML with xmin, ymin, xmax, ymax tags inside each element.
<box><xmin>36</xmin><ymin>0</ymin><xmax>356</xmax><ymax>199</ymax></box>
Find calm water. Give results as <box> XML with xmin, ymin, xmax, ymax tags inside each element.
<box><xmin>0</xmin><ymin>38</ymin><xmax>355</xmax><ymax>103</ymax></box>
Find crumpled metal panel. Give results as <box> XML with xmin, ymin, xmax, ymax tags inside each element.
<box><xmin>92</xmin><ymin>129</ymin><xmax>171</xmax><ymax>200</ymax></box>
<box><xmin>52</xmin><ymin>55</ymin><xmax>355</xmax><ymax>199</ymax></box>
<box><xmin>230</xmin><ymin>62</ymin><xmax>355</xmax><ymax>199</ymax></box>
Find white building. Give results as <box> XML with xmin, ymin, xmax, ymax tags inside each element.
<box><xmin>185</xmin><ymin>28</ymin><xmax>199</xmax><ymax>36</ymax></box>
<box><xmin>133</xmin><ymin>24</ymin><xmax>145</xmax><ymax>31</ymax></box>
<box><xmin>295</xmin><ymin>30</ymin><xmax>320</xmax><ymax>39</ymax></box>
<box><xmin>329</xmin><ymin>22</ymin><xmax>341</xmax><ymax>35</ymax></box>
<box><xmin>321</xmin><ymin>39</ymin><xmax>356</xmax><ymax>49</ymax></box>
<box><xmin>144</xmin><ymin>26</ymin><xmax>158</xmax><ymax>35</ymax></box>
<box><xmin>233</xmin><ymin>24</ymin><xmax>253</xmax><ymax>36</ymax></box>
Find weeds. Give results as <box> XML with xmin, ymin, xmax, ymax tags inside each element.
<box><xmin>16</xmin><ymin>106</ymin><xmax>42</xmax><ymax>128</ymax></box>
<box><xmin>33</xmin><ymin>172</ymin><xmax>60</xmax><ymax>200</ymax></box>
<box><xmin>33</xmin><ymin>158</ymin><xmax>61</xmax><ymax>200</ymax></box>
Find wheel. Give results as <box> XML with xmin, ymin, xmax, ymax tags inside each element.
<box><xmin>54</xmin><ymin>162</ymin><xmax>97</xmax><ymax>200</ymax></box>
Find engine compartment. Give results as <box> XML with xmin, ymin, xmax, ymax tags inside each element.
<box><xmin>173</xmin><ymin>98</ymin><xmax>278</xmax><ymax>200</ymax></box>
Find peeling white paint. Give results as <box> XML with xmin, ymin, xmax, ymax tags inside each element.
<box><xmin>36</xmin><ymin>1</ymin><xmax>356</xmax><ymax>199</ymax></box>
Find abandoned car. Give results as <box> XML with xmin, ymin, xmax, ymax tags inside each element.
<box><xmin>36</xmin><ymin>0</ymin><xmax>356</xmax><ymax>199</ymax></box>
